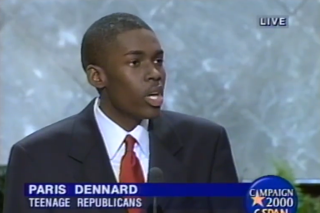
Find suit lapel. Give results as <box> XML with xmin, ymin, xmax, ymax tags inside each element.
<box><xmin>146</xmin><ymin>112</ymin><xmax>188</xmax><ymax>210</ymax></box>
<box><xmin>68</xmin><ymin>99</ymin><xmax>126</xmax><ymax>213</ymax></box>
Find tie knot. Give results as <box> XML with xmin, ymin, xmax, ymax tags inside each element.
<box><xmin>124</xmin><ymin>135</ymin><xmax>137</xmax><ymax>152</ymax></box>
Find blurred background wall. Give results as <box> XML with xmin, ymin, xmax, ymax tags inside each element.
<box><xmin>0</xmin><ymin>0</ymin><xmax>319</xmax><ymax>182</ymax></box>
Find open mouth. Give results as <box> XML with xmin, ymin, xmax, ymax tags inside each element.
<box><xmin>145</xmin><ymin>92</ymin><xmax>164</xmax><ymax>107</ymax></box>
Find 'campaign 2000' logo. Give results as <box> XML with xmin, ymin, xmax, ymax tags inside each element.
<box><xmin>246</xmin><ymin>175</ymin><xmax>298</xmax><ymax>213</ymax></box>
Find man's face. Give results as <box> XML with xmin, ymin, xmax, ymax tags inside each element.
<box><xmin>98</xmin><ymin>29</ymin><xmax>166</xmax><ymax>121</ymax></box>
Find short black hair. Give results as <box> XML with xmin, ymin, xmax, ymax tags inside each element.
<box><xmin>80</xmin><ymin>12</ymin><xmax>153</xmax><ymax>71</ymax></box>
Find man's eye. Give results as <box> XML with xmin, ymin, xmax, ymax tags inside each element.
<box><xmin>129</xmin><ymin>60</ymin><xmax>140</xmax><ymax>67</ymax></box>
<box><xmin>154</xmin><ymin>59</ymin><xmax>164</xmax><ymax>65</ymax></box>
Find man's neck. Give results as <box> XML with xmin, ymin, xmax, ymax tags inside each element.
<box><xmin>99</xmin><ymin>100</ymin><xmax>141</xmax><ymax>131</ymax></box>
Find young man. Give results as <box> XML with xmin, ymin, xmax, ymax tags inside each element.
<box><xmin>3</xmin><ymin>13</ymin><xmax>242</xmax><ymax>213</ymax></box>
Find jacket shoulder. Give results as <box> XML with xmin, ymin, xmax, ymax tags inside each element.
<box><xmin>161</xmin><ymin>110</ymin><xmax>224</xmax><ymax>134</ymax></box>
<box><xmin>13</xmin><ymin>115</ymin><xmax>77</xmax><ymax>152</ymax></box>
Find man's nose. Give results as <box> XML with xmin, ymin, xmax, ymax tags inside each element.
<box><xmin>147</xmin><ymin>67</ymin><xmax>162</xmax><ymax>81</ymax></box>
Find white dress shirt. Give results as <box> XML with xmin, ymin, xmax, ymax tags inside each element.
<box><xmin>93</xmin><ymin>98</ymin><xmax>150</xmax><ymax>182</ymax></box>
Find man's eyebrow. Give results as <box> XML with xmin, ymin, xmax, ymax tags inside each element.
<box><xmin>123</xmin><ymin>50</ymin><xmax>144</xmax><ymax>56</ymax></box>
<box><xmin>123</xmin><ymin>49</ymin><xmax>164</xmax><ymax>56</ymax></box>
<box><xmin>155</xmin><ymin>49</ymin><xmax>164</xmax><ymax>56</ymax></box>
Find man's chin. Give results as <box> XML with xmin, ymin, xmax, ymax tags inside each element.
<box><xmin>141</xmin><ymin>107</ymin><xmax>162</xmax><ymax>119</ymax></box>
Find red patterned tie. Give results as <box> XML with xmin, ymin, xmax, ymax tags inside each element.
<box><xmin>119</xmin><ymin>135</ymin><xmax>145</xmax><ymax>213</ymax></box>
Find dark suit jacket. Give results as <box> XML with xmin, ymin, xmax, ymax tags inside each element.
<box><xmin>3</xmin><ymin>99</ymin><xmax>244</xmax><ymax>213</ymax></box>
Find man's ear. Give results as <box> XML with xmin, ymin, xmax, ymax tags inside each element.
<box><xmin>85</xmin><ymin>65</ymin><xmax>108</xmax><ymax>89</ymax></box>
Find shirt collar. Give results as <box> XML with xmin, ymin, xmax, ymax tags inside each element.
<box><xmin>93</xmin><ymin>98</ymin><xmax>149</xmax><ymax>159</ymax></box>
